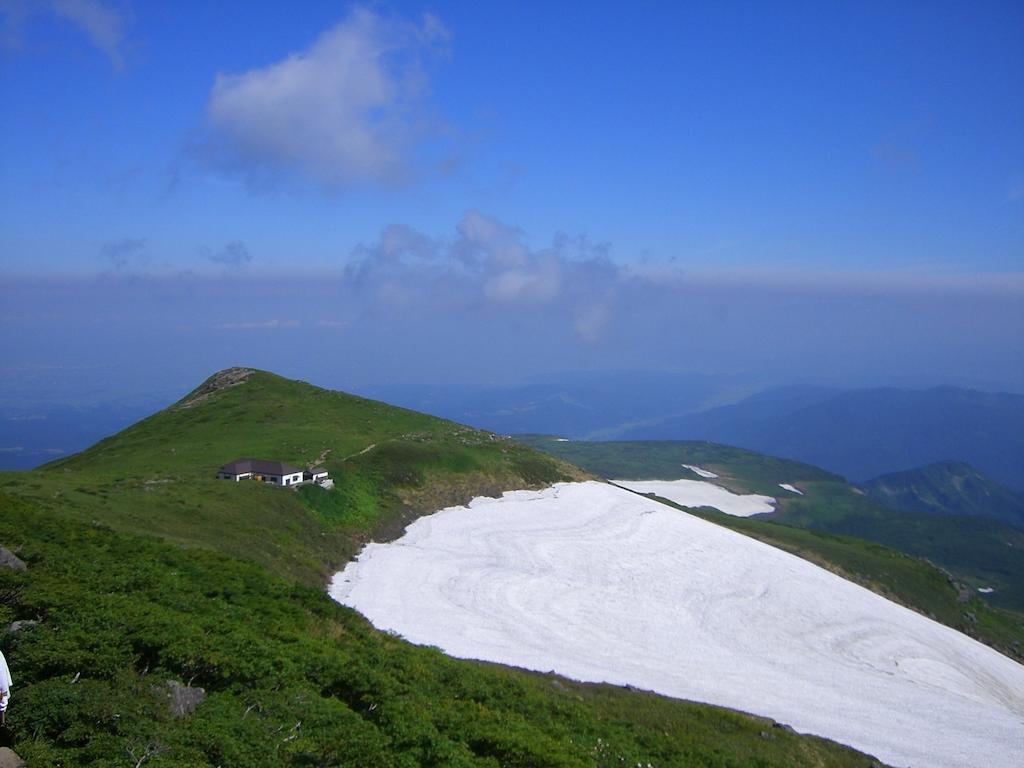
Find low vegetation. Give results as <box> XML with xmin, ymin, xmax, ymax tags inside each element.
<box><xmin>0</xmin><ymin>371</ymin><xmax>887</xmax><ymax>766</ymax></box>
<box><xmin>0</xmin><ymin>495</ymin><xmax>883</xmax><ymax>767</ymax></box>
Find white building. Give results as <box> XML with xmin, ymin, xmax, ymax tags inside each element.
<box><xmin>217</xmin><ymin>458</ymin><xmax>305</xmax><ymax>487</ymax></box>
<box><xmin>304</xmin><ymin>467</ymin><xmax>329</xmax><ymax>484</ymax></box>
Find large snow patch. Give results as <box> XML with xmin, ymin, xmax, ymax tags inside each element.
<box><xmin>614</xmin><ymin>478</ymin><xmax>776</xmax><ymax>517</ymax></box>
<box><xmin>330</xmin><ymin>481</ymin><xmax>1024</xmax><ymax>768</ymax></box>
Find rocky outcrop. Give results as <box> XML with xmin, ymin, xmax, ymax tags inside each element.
<box><xmin>7</xmin><ymin>620</ymin><xmax>38</xmax><ymax>634</ymax></box>
<box><xmin>164</xmin><ymin>680</ymin><xmax>206</xmax><ymax>717</ymax></box>
<box><xmin>0</xmin><ymin>548</ymin><xmax>25</xmax><ymax>572</ymax></box>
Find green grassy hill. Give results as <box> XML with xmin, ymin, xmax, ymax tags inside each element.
<box><xmin>861</xmin><ymin>461</ymin><xmax>1024</xmax><ymax>527</ymax></box>
<box><xmin>518</xmin><ymin>437</ymin><xmax>1024</xmax><ymax>662</ymax></box>
<box><xmin>0</xmin><ymin>370</ymin><xmax>888</xmax><ymax>767</ymax></box>
<box><xmin>13</xmin><ymin>369</ymin><xmax>584</xmax><ymax>586</ymax></box>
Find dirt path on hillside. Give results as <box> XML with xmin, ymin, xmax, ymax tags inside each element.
<box><xmin>340</xmin><ymin>443</ymin><xmax>378</xmax><ymax>462</ymax></box>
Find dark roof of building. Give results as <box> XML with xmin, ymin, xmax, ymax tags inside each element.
<box><xmin>305</xmin><ymin>466</ymin><xmax>328</xmax><ymax>475</ymax></box>
<box><xmin>219</xmin><ymin>458</ymin><xmax>303</xmax><ymax>476</ymax></box>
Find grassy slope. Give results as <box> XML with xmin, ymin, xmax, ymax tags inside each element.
<box><xmin>779</xmin><ymin>482</ymin><xmax>1024</xmax><ymax>612</ymax></box>
<box><xmin>4</xmin><ymin>370</ymin><xmax>584</xmax><ymax>586</ymax></box>
<box><xmin>0</xmin><ymin>370</ymin><xmax>886</xmax><ymax>766</ymax></box>
<box><xmin>0</xmin><ymin>495</ymin><xmax>878</xmax><ymax>768</ymax></box>
<box><xmin>518</xmin><ymin>437</ymin><xmax>1024</xmax><ymax>663</ymax></box>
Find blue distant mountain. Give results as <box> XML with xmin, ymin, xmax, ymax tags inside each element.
<box><xmin>358</xmin><ymin>370</ymin><xmax>752</xmax><ymax>439</ymax></box>
<box><xmin>621</xmin><ymin>386</ymin><xmax>1024</xmax><ymax>491</ymax></box>
<box><xmin>861</xmin><ymin>461</ymin><xmax>1024</xmax><ymax>528</ymax></box>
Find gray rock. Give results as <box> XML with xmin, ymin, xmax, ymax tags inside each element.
<box><xmin>0</xmin><ymin>748</ymin><xmax>26</xmax><ymax>768</ymax></box>
<box><xmin>7</xmin><ymin>620</ymin><xmax>38</xmax><ymax>634</ymax></box>
<box><xmin>165</xmin><ymin>680</ymin><xmax>206</xmax><ymax>717</ymax></box>
<box><xmin>0</xmin><ymin>548</ymin><xmax>25</xmax><ymax>572</ymax></box>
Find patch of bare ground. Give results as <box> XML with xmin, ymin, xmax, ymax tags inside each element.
<box><xmin>310</xmin><ymin>447</ymin><xmax>332</xmax><ymax>468</ymax></box>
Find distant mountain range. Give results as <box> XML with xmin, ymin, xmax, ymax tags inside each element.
<box><xmin>620</xmin><ymin>386</ymin><xmax>1024</xmax><ymax>492</ymax></box>
<box><xmin>357</xmin><ymin>370</ymin><xmax>752</xmax><ymax>439</ymax></box>
<box><xmin>861</xmin><ymin>461</ymin><xmax>1024</xmax><ymax>528</ymax></box>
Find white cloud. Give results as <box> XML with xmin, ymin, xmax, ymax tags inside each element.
<box><xmin>204</xmin><ymin>6</ymin><xmax>450</xmax><ymax>188</ymax></box>
<box><xmin>347</xmin><ymin>210</ymin><xmax>621</xmax><ymax>340</ymax></box>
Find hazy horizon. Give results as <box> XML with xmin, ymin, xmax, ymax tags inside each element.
<box><xmin>2</xmin><ymin>1</ymin><xmax>1022</xmax><ymax>413</ymax></box>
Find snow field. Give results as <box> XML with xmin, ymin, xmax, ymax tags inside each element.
<box><xmin>614</xmin><ymin>478</ymin><xmax>777</xmax><ymax>517</ymax></box>
<box><xmin>330</xmin><ymin>481</ymin><xmax>1024</xmax><ymax>768</ymax></box>
<box><xmin>682</xmin><ymin>463</ymin><xmax>719</xmax><ymax>478</ymax></box>
<box><xmin>779</xmin><ymin>483</ymin><xmax>803</xmax><ymax>495</ymax></box>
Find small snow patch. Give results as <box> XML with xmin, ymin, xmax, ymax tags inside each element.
<box><xmin>778</xmin><ymin>484</ymin><xmax>803</xmax><ymax>495</ymax></box>
<box><xmin>617</xmin><ymin>479</ymin><xmax>776</xmax><ymax>517</ymax></box>
<box><xmin>978</xmin><ymin>587</ymin><xmax>995</xmax><ymax>594</ymax></box>
<box><xmin>554</xmin><ymin>438</ymin><xmax>570</xmax><ymax>442</ymax></box>
<box><xmin>683</xmin><ymin>464</ymin><xmax>719</xmax><ymax>479</ymax></box>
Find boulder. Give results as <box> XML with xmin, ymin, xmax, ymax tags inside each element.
<box><xmin>0</xmin><ymin>748</ymin><xmax>26</xmax><ymax>768</ymax></box>
<box><xmin>0</xmin><ymin>549</ymin><xmax>25</xmax><ymax>572</ymax></box>
<box><xmin>165</xmin><ymin>680</ymin><xmax>206</xmax><ymax>717</ymax></box>
<box><xmin>6</xmin><ymin>621</ymin><xmax>38</xmax><ymax>634</ymax></box>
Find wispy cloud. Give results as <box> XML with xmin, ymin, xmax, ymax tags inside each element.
<box><xmin>51</xmin><ymin>0</ymin><xmax>125</xmax><ymax>68</ymax></box>
<box><xmin>1</xmin><ymin>0</ymin><xmax>128</xmax><ymax>68</ymax></box>
<box><xmin>202</xmin><ymin>6</ymin><xmax>450</xmax><ymax>189</ymax></box>
<box><xmin>633</xmin><ymin>264</ymin><xmax>1024</xmax><ymax>297</ymax></box>
<box><xmin>203</xmin><ymin>241</ymin><xmax>252</xmax><ymax>267</ymax></box>
<box><xmin>214</xmin><ymin>319</ymin><xmax>300</xmax><ymax>331</ymax></box>
<box><xmin>99</xmin><ymin>236</ymin><xmax>147</xmax><ymax>271</ymax></box>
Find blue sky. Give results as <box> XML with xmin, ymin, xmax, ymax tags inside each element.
<box><xmin>1</xmin><ymin>1</ymin><xmax>1022</xmax><ymax>405</ymax></box>
<box><xmin>2</xmin><ymin>0</ymin><xmax>1022</xmax><ymax>275</ymax></box>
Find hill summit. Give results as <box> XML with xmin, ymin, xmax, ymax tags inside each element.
<box><xmin>37</xmin><ymin>367</ymin><xmax>583</xmax><ymax>584</ymax></box>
